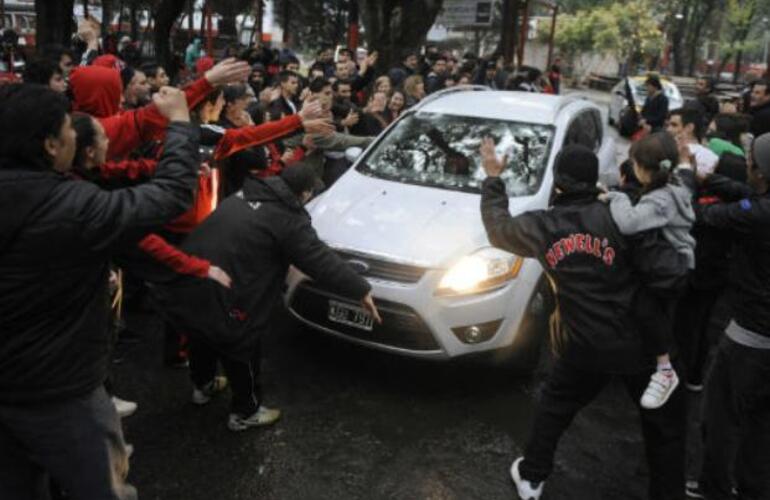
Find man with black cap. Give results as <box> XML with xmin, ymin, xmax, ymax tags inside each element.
<box><xmin>694</xmin><ymin>132</ymin><xmax>770</xmax><ymax>500</ymax></box>
<box><xmin>153</xmin><ymin>163</ymin><xmax>381</xmax><ymax>432</ymax></box>
<box><xmin>479</xmin><ymin>140</ymin><xmax>686</xmax><ymax>500</ymax></box>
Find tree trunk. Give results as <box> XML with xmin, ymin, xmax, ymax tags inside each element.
<box><xmin>154</xmin><ymin>0</ymin><xmax>187</xmax><ymax>74</ymax></box>
<box><xmin>219</xmin><ymin>13</ymin><xmax>237</xmax><ymax>38</ymax></box>
<box><xmin>670</xmin><ymin>2</ymin><xmax>691</xmax><ymax>76</ymax></box>
<box><xmin>359</xmin><ymin>0</ymin><xmax>444</xmax><ymax>73</ymax></box>
<box><xmin>766</xmin><ymin>33</ymin><xmax>770</xmax><ymax>76</ymax></box>
<box><xmin>35</xmin><ymin>0</ymin><xmax>75</xmax><ymax>47</ymax></box>
<box><xmin>733</xmin><ymin>49</ymin><xmax>743</xmax><ymax>84</ymax></box>
<box><xmin>129</xmin><ymin>2</ymin><xmax>138</xmax><ymax>41</ymax></box>
<box><xmin>282</xmin><ymin>0</ymin><xmax>290</xmax><ymax>45</ymax></box>
<box><xmin>685</xmin><ymin>0</ymin><xmax>716</xmax><ymax>76</ymax></box>
<box><xmin>101</xmin><ymin>0</ymin><xmax>113</xmax><ymax>34</ymax></box>
<box><xmin>498</xmin><ymin>0</ymin><xmax>521</xmax><ymax>65</ymax></box>
<box><xmin>199</xmin><ymin>1</ymin><xmax>207</xmax><ymax>38</ymax></box>
<box><xmin>117</xmin><ymin>0</ymin><xmax>124</xmax><ymax>33</ymax></box>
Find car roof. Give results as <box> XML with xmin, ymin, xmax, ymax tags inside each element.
<box><xmin>416</xmin><ymin>90</ymin><xmax>588</xmax><ymax>125</ymax></box>
<box><xmin>625</xmin><ymin>76</ymin><xmax>677</xmax><ymax>87</ymax></box>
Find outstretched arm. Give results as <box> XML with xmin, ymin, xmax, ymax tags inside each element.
<box><xmin>604</xmin><ymin>191</ymin><xmax>670</xmax><ymax>235</ymax></box>
<box><xmin>479</xmin><ymin>138</ymin><xmax>546</xmax><ymax>258</ymax></box>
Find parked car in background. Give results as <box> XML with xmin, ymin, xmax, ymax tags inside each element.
<box><xmin>285</xmin><ymin>87</ymin><xmax>617</xmax><ymax>365</ymax></box>
<box><xmin>608</xmin><ymin>76</ymin><xmax>683</xmax><ymax>127</ymax></box>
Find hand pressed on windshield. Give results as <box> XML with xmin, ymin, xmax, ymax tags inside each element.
<box><xmin>357</xmin><ymin>111</ymin><xmax>553</xmax><ymax>196</ymax></box>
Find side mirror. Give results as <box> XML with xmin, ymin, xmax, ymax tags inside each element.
<box><xmin>614</xmin><ymin>90</ymin><xmax>625</xmax><ymax>96</ymax></box>
<box><xmin>345</xmin><ymin>146</ymin><xmax>363</xmax><ymax>163</ymax></box>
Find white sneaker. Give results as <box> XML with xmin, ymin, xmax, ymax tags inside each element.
<box><xmin>640</xmin><ymin>369</ymin><xmax>679</xmax><ymax>409</ymax></box>
<box><xmin>510</xmin><ymin>457</ymin><xmax>543</xmax><ymax>500</ymax></box>
<box><xmin>112</xmin><ymin>396</ymin><xmax>138</xmax><ymax>418</ymax></box>
<box><xmin>227</xmin><ymin>406</ymin><xmax>281</xmax><ymax>432</ymax></box>
<box><xmin>191</xmin><ymin>376</ymin><xmax>228</xmax><ymax>405</ymax></box>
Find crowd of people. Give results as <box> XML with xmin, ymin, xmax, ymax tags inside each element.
<box><xmin>0</xmin><ymin>15</ymin><xmax>768</xmax><ymax>500</ymax></box>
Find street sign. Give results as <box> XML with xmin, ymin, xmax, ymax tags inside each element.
<box><xmin>436</xmin><ymin>0</ymin><xmax>494</xmax><ymax>28</ymax></box>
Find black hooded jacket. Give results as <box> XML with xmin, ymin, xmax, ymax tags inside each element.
<box><xmin>481</xmin><ymin>177</ymin><xmax>682</xmax><ymax>373</ymax></box>
<box><xmin>697</xmin><ymin>175</ymin><xmax>770</xmax><ymax>337</ymax></box>
<box><xmin>153</xmin><ymin>176</ymin><xmax>371</xmax><ymax>359</ymax></box>
<box><xmin>0</xmin><ymin>122</ymin><xmax>199</xmax><ymax>404</ymax></box>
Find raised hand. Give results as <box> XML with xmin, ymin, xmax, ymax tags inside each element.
<box><xmin>299</xmin><ymin>99</ymin><xmax>325</xmax><ymax>122</ymax></box>
<box><xmin>361</xmin><ymin>292</ymin><xmax>382</xmax><ymax>325</ymax></box>
<box><xmin>153</xmin><ymin>86</ymin><xmax>190</xmax><ymax>122</ymax></box>
<box><xmin>479</xmin><ymin>137</ymin><xmax>507</xmax><ymax>177</ymax></box>
<box><xmin>204</xmin><ymin>58</ymin><xmax>251</xmax><ymax>87</ymax></box>
<box><xmin>207</xmin><ymin>266</ymin><xmax>232</xmax><ymax>289</ymax></box>
<box><xmin>78</xmin><ymin>17</ymin><xmax>101</xmax><ymax>50</ymax></box>
<box><xmin>302</xmin><ymin>118</ymin><xmax>335</xmax><ymax>136</ymax></box>
<box><xmin>341</xmin><ymin>110</ymin><xmax>360</xmax><ymax>128</ymax></box>
<box><xmin>366</xmin><ymin>51</ymin><xmax>379</xmax><ymax>67</ymax></box>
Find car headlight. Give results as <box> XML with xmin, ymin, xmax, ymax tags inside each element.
<box><xmin>436</xmin><ymin>248</ymin><xmax>523</xmax><ymax>296</ymax></box>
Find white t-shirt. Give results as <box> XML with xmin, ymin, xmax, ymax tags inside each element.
<box><xmin>688</xmin><ymin>143</ymin><xmax>719</xmax><ymax>175</ymax></box>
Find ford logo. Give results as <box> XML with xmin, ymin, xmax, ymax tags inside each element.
<box><xmin>347</xmin><ymin>259</ymin><xmax>370</xmax><ymax>274</ymax></box>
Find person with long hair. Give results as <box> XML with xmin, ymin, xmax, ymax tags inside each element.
<box><xmin>387</xmin><ymin>90</ymin><xmax>406</xmax><ymax>121</ymax></box>
<box><xmin>374</xmin><ymin>75</ymin><xmax>393</xmax><ymax>97</ymax></box>
<box><xmin>402</xmin><ymin>74</ymin><xmax>425</xmax><ymax>108</ymax></box>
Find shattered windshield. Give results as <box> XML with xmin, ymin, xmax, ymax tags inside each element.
<box><xmin>356</xmin><ymin>111</ymin><xmax>554</xmax><ymax>196</ymax></box>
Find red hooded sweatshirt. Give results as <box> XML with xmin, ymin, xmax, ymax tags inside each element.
<box><xmin>69</xmin><ymin>65</ymin><xmax>214</xmax><ymax>159</ymax></box>
<box><xmin>91</xmin><ymin>54</ymin><xmax>124</xmax><ymax>70</ymax></box>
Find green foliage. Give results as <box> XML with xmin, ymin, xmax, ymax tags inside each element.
<box><xmin>273</xmin><ymin>0</ymin><xmax>352</xmax><ymax>50</ymax></box>
<box><xmin>719</xmin><ymin>0</ymin><xmax>760</xmax><ymax>57</ymax></box>
<box><xmin>553</xmin><ymin>0</ymin><xmax>663</xmax><ymax>61</ymax></box>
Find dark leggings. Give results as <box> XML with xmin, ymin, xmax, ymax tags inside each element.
<box><xmin>636</xmin><ymin>287</ymin><xmax>681</xmax><ymax>358</ymax></box>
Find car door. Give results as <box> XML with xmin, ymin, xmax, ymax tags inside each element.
<box><xmin>610</xmin><ymin>83</ymin><xmax>627</xmax><ymax>124</ymax></box>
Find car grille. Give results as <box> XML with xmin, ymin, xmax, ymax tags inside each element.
<box><xmin>290</xmin><ymin>282</ymin><xmax>441</xmax><ymax>351</ymax></box>
<box><xmin>335</xmin><ymin>250</ymin><xmax>427</xmax><ymax>284</ymax></box>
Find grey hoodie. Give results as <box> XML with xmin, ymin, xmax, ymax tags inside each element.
<box><xmin>606</xmin><ymin>178</ymin><xmax>696</xmax><ymax>269</ymax></box>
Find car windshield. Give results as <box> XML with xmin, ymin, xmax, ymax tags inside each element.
<box><xmin>356</xmin><ymin>111</ymin><xmax>554</xmax><ymax>196</ymax></box>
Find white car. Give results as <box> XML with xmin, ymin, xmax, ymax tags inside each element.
<box><xmin>285</xmin><ymin>88</ymin><xmax>617</xmax><ymax>362</ymax></box>
<box><xmin>608</xmin><ymin>77</ymin><xmax>684</xmax><ymax>126</ymax></box>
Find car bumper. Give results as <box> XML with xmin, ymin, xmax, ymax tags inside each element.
<box><xmin>285</xmin><ymin>259</ymin><xmax>543</xmax><ymax>359</ymax></box>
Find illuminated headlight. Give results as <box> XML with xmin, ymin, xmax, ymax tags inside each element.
<box><xmin>436</xmin><ymin>248</ymin><xmax>523</xmax><ymax>296</ymax></box>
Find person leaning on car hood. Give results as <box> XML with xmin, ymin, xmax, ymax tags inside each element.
<box><xmin>152</xmin><ymin>163</ymin><xmax>381</xmax><ymax>432</ymax></box>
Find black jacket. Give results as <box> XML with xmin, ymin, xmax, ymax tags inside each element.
<box><xmin>268</xmin><ymin>96</ymin><xmax>298</xmax><ymax>121</ymax></box>
<box><xmin>685</xmin><ymin>94</ymin><xmax>720</xmax><ymax>125</ymax></box>
<box><xmin>0</xmin><ymin>122</ymin><xmax>199</xmax><ymax>404</ymax></box>
<box><xmin>481</xmin><ymin>177</ymin><xmax>677</xmax><ymax>373</ymax></box>
<box><xmin>153</xmin><ymin>176</ymin><xmax>371</xmax><ymax>359</ymax></box>
<box><xmin>697</xmin><ymin>175</ymin><xmax>770</xmax><ymax>337</ymax></box>
<box><xmin>750</xmin><ymin>100</ymin><xmax>770</xmax><ymax>138</ymax></box>
<box><xmin>641</xmin><ymin>92</ymin><xmax>669</xmax><ymax>130</ymax></box>
<box><xmin>387</xmin><ymin>64</ymin><xmax>415</xmax><ymax>88</ymax></box>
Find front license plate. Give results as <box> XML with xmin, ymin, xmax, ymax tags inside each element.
<box><xmin>328</xmin><ymin>300</ymin><xmax>374</xmax><ymax>332</ymax></box>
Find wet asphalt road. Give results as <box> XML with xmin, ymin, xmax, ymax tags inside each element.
<box><xmin>110</xmin><ymin>99</ymin><xmax>663</xmax><ymax>499</ymax></box>
<box><xmin>113</xmin><ymin>307</ymin><xmax>657</xmax><ymax>500</ymax></box>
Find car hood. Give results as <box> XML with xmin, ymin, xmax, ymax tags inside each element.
<box><xmin>308</xmin><ymin>171</ymin><xmax>541</xmax><ymax>269</ymax></box>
